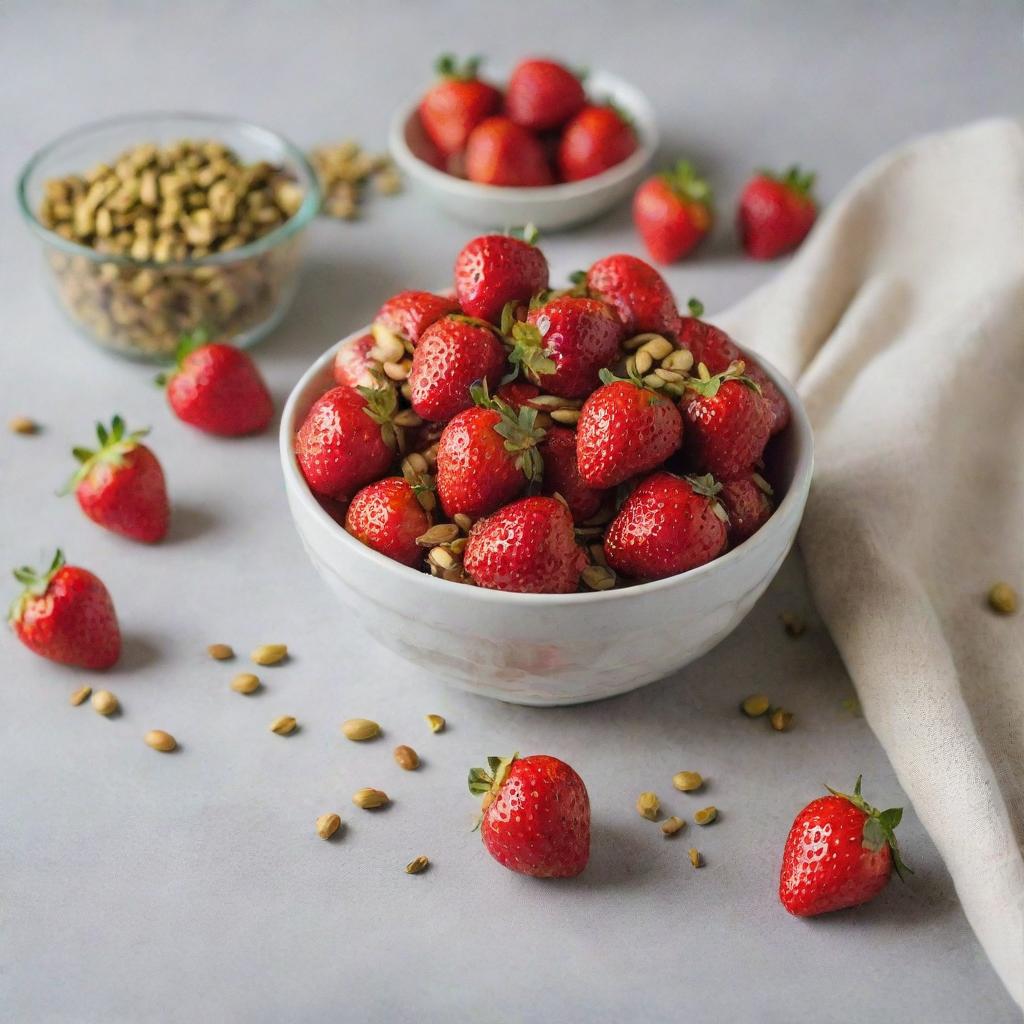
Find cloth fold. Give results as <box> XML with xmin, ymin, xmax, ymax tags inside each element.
<box><xmin>719</xmin><ymin>118</ymin><xmax>1024</xmax><ymax>1010</ymax></box>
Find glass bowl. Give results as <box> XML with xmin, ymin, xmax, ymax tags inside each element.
<box><xmin>17</xmin><ymin>112</ymin><xmax>321</xmax><ymax>362</ymax></box>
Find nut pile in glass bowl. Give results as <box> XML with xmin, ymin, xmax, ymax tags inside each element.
<box><xmin>292</xmin><ymin>234</ymin><xmax>792</xmax><ymax>595</ymax></box>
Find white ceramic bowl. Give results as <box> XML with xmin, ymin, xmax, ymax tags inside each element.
<box><xmin>389</xmin><ymin>70</ymin><xmax>658</xmax><ymax>231</ymax></box>
<box><xmin>280</xmin><ymin>329</ymin><xmax>814</xmax><ymax>707</ymax></box>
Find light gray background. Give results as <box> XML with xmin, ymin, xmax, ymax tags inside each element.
<box><xmin>1</xmin><ymin>2</ymin><xmax>1021</xmax><ymax>1022</ymax></box>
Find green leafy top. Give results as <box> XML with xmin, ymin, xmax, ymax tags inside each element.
<box><xmin>826</xmin><ymin>776</ymin><xmax>912</xmax><ymax>880</ymax></box>
<box><xmin>356</xmin><ymin>379</ymin><xmax>399</xmax><ymax>450</ymax></box>
<box><xmin>63</xmin><ymin>415</ymin><xmax>149</xmax><ymax>494</ymax></box>
<box><xmin>659</xmin><ymin>160</ymin><xmax>712</xmax><ymax>206</ymax></box>
<box><xmin>9</xmin><ymin>549</ymin><xmax>64</xmax><ymax>623</ymax></box>
<box><xmin>468</xmin><ymin>753</ymin><xmax>519</xmax><ymax>800</ymax></box>
<box><xmin>501</xmin><ymin>301</ymin><xmax>558</xmax><ymax>384</ymax></box>
<box><xmin>759</xmin><ymin>164</ymin><xmax>817</xmax><ymax>199</ymax></box>
<box><xmin>154</xmin><ymin>328</ymin><xmax>212</xmax><ymax>385</ymax></box>
<box><xmin>687</xmin><ymin>297</ymin><xmax>705</xmax><ymax>318</ymax></box>
<box><xmin>686</xmin><ymin>474</ymin><xmax>729</xmax><ymax>524</ymax></box>
<box><xmin>470</xmin><ymin>381</ymin><xmax>545</xmax><ymax>484</ymax></box>
<box><xmin>683</xmin><ymin>360</ymin><xmax>761</xmax><ymax>400</ymax></box>
<box><xmin>435</xmin><ymin>53</ymin><xmax>483</xmax><ymax>81</ymax></box>
<box><xmin>508</xmin><ymin>223</ymin><xmax>540</xmax><ymax>246</ymax></box>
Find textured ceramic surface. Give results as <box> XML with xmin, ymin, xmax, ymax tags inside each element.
<box><xmin>280</xmin><ymin>328</ymin><xmax>814</xmax><ymax>706</ymax></box>
<box><xmin>388</xmin><ymin>70</ymin><xmax>658</xmax><ymax>231</ymax></box>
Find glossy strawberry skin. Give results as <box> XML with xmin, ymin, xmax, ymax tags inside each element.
<box><xmin>683</xmin><ymin>380</ymin><xmax>773</xmax><ymax>480</ymax></box>
<box><xmin>633</xmin><ymin>176</ymin><xmax>711</xmax><ymax>264</ymax></box>
<box><xmin>780</xmin><ymin>795</ymin><xmax>892</xmax><ymax>916</ymax></box>
<box><xmin>604</xmin><ymin>472</ymin><xmax>728</xmax><ymax>580</ymax></box>
<box><xmin>585</xmin><ymin>254</ymin><xmax>679</xmax><ymax>337</ymax></box>
<box><xmin>76</xmin><ymin>444</ymin><xmax>169</xmax><ymax>544</ymax></box>
<box><xmin>332</xmin><ymin>333</ymin><xmax>376</xmax><ymax>389</ymax></box>
<box><xmin>409</xmin><ymin>317</ymin><xmax>507</xmax><ymax>423</ymax></box>
<box><xmin>541</xmin><ymin>426</ymin><xmax>604</xmax><ymax>524</ymax></box>
<box><xmin>294</xmin><ymin>386</ymin><xmax>395</xmax><ymax>500</ymax></box>
<box><xmin>738</xmin><ymin>173</ymin><xmax>817</xmax><ymax>260</ymax></box>
<box><xmin>481</xmin><ymin>755</ymin><xmax>590</xmax><ymax>878</ymax></box>
<box><xmin>435</xmin><ymin>407</ymin><xmax>528</xmax><ymax>519</ymax></box>
<box><xmin>419</xmin><ymin>75</ymin><xmax>502</xmax><ymax>157</ymax></box>
<box><xmin>558</xmin><ymin>106</ymin><xmax>637</xmax><ymax>182</ymax></box>
<box><xmin>506</xmin><ymin>59</ymin><xmax>586</xmax><ymax>132</ymax></box>
<box><xmin>11</xmin><ymin>564</ymin><xmax>120</xmax><ymax>670</ymax></box>
<box><xmin>496</xmin><ymin>380</ymin><xmax>541</xmax><ymax>410</ymax></box>
<box><xmin>525</xmin><ymin>296</ymin><xmax>624</xmax><ymax>399</ymax></box>
<box><xmin>464</xmin><ymin>496</ymin><xmax>587</xmax><ymax>594</ymax></box>
<box><xmin>465</xmin><ymin>117</ymin><xmax>554</xmax><ymax>187</ymax></box>
<box><xmin>167</xmin><ymin>343</ymin><xmax>273</xmax><ymax>437</ymax></box>
<box><xmin>719</xmin><ymin>474</ymin><xmax>774</xmax><ymax>544</ymax></box>
<box><xmin>576</xmin><ymin>380</ymin><xmax>683</xmax><ymax>489</ymax></box>
<box><xmin>344</xmin><ymin>477</ymin><xmax>429</xmax><ymax>568</ymax></box>
<box><xmin>454</xmin><ymin>235</ymin><xmax>550</xmax><ymax>325</ymax></box>
<box><xmin>374</xmin><ymin>291</ymin><xmax>460</xmax><ymax>345</ymax></box>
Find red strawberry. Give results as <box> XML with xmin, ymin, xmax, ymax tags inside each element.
<box><xmin>464</xmin><ymin>496</ymin><xmax>587</xmax><ymax>594</ymax></box>
<box><xmin>738</xmin><ymin>165</ymin><xmax>818</xmax><ymax>260</ymax></box>
<box><xmin>506</xmin><ymin>59</ymin><xmax>586</xmax><ymax>132</ymax></box>
<box><xmin>454</xmin><ymin>233</ymin><xmax>550</xmax><ymax>325</ymax></box>
<box><xmin>435</xmin><ymin>385</ymin><xmax>545</xmax><ymax>519</ymax></box>
<box><xmin>294</xmin><ymin>384</ymin><xmax>398</xmax><ymax>500</ymax></box>
<box><xmin>540</xmin><ymin>426</ymin><xmax>604</xmax><ymax>524</ymax></box>
<box><xmin>558</xmin><ymin>105</ymin><xmax>637</xmax><ymax>182</ymax></box>
<box><xmin>9</xmin><ymin>550</ymin><xmax>121</xmax><ymax>669</ymax></box>
<box><xmin>470</xmin><ymin>753</ymin><xmax>590</xmax><ymax>878</ymax></box>
<box><xmin>418</xmin><ymin>54</ymin><xmax>502</xmax><ymax>157</ymax></box>
<box><xmin>333</xmin><ymin>333</ymin><xmax>377</xmax><ymax>389</ymax></box>
<box><xmin>780</xmin><ymin>776</ymin><xmax>909</xmax><ymax>917</ymax></box>
<box><xmin>604</xmin><ymin>472</ymin><xmax>728</xmax><ymax>579</ymax></box>
<box><xmin>682</xmin><ymin>362</ymin><xmax>773</xmax><ymax>480</ymax></box>
<box><xmin>575</xmin><ymin>369</ymin><xmax>684</xmax><ymax>488</ymax></box>
<box><xmin>465</xmin><ymin>117</ymin><xmax>554</xmax><ymax>187</ymax></box>
<box><xmin>66</xmin><ymin>416</ymin><xmax>169</xmax><ymax>543</ymax></box>
<box><xmin>583</xmin><ymin>253</ymin><xmax>679</xmax><ymax>337</ymax></box>
<box><xmin>162</xmin><ymin>333</ymin><xmax>273</xmax><ymax>437</ymax></box>
<box><xmin>495</xmin><ymin>380</ymin><xmax>540</xmax><ymax>410</ymax></box>
<box><xmin>633</xmin><ymin>161</ymin><xmax>713</xmax><ymax>264</ymax></box>
<box><xmin>373</xmin><ymin>290</ymin><xmax>460</xmax><ymax>346</ymax></box>
<box><xmin>505</xmin><ymin>295</ymin><xmax>623</xmax><ymax>399</ymax></box>
<box><xmin>344</xmin><ymin>477</ymin><xmax>430</xmax><ymax>568</ymax></box>
<box><xmin>409</xmin><ymin>315</ymin><xmax>507</xmax><ymax>422</ymax></box>
<box><xmin>719</xmin><ymin>472</ymin><xmax>774</xmax><ymax>544</ymax></box>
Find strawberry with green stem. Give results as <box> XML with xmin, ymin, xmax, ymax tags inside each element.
<box><xmin>558</xmin><ymin>104</ymin><xmax>637</xmax><ymax>182</ymax></box>
<box><xmin>633</xmin><ymin>160</ymin><xmax>713</xmax><ymax>264</ymax></box>
<box><xmin>738</xmin><ymin>165</ymin><xmax>818</xmax><ymax>260</ymax></box>
<box><xmin>418</xmin><ymin>54</ymin><xmax>502</xmax><ymax>157</ymax></box>
<box><xmin>454</xmin><ymin>230</ymin><xmax>550</xmax><ymax>325</ymax></box>
<box><xmin>344</xmin><ymin>477</ymin><xmax>431</xmax><ymax>568</ymax></box>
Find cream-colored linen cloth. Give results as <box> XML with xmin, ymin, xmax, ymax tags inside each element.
<box><xmin>718</xmin><ymin>118</ymin><xmax>1024</xmax><ymax>1009</ymax></box>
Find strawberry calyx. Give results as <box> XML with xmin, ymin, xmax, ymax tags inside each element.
<box><xmin>758</xmin><ymin>164</ymin><xmax>817</xmax><ymax>199</ymax></box>
<box><xmin>683</xmin><ymin>360</ymin><xmax>762</xmax><ymax>399</ymax></box>
<box><xmin>9</xmin><ymin>548</ymin><xmax>64</xmax><ymax>623</ymax></box>
<box><xmin>508</xmin><ymin>223</ymin><xmax>540</xmax><ymax>246</ymax></box>
<box><xmin>470</xmin><ymin>381</ymin><xmax>545</xmax><ymax>484</ymax></box>
<box><xmin>434</xmin><ymin>53</ymin><xmax>483</xmax><ymax>82</ymax></box>
<box><xmin>468</xmin><ymin>752</ymin><xmax>519</xmax><ymax>810</ymax></box>
<box><xmin>502</xmin><ymin>303</ymin><xmax>558</xmax><ymax>383</ymax></box>
<box><xmin>154</xmin><ymin>328</ymin><xmax>211</xmax><ymax>386</ymax></box>
<box><xmin>598</xmin><ymin>365</ymin><xmax>647</xmax><ymax>391</ymax></box>
<box><xmin>660</xmin><ymin>160</ymin><xmax>712</xmax><ymax>207</ymax></box>
<box><xmin>825</xmin><ymin>776</ymin><xmax>912</xmax><ymax>880</ymax></box>
<box><xmin>63</xmin><ymin>415</ymin><xmax>149</xmax><ymax>494</ymax></box>
<box><xmin>686</xmin><ymin>473</ymin><xmax>730</xmax><ymax>524</ymax></box>
<box><xmin>356</xmin><ymin>381</ymin><xmax>399</xmax><ymax>449</ymax></box>
<box><xmin>687</xmin><ymin>297</ymin><xmax>705</xmax><ymax>318</ymax></box>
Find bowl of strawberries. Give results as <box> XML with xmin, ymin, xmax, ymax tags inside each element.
<box><xmin>281</xmin><ymin>233</ymin><xmax>813</xmax><ymax>705</ymax></box>
<box><xmin>389</xmin><ymin>55</ymin><xmax>657</xmax><ymax>230</ymax></box>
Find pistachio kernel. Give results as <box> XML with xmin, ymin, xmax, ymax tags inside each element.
<box><xmin>394</xmin><ymin>745</ymin><xmax>420</xmax><ymax>770</ymax></box>
<box><xmin>694</xmin><ymin>806</ymin><xmax>718</xmax><ymax>826</ymax></box>
<box><xmin>769</xmin><ymin>708</ymin><xmax>794</xmax><ymax>732</ymax></box>
<box><xmin>741</xmin><ymin>694</ymin><xmax>771</xmax><ymax>718</ymax></box>
<box><xmin>207</xmin><ymin>643</ymin><xmax>234</xmax><ymax>660</ymax></box>
<box><xmin>688</xmin><ymin>847</ymin><xmax>703</xmax><ymax>868</ymax></box>
<box><xmin>636</xmin><ymin>792</ymin><xmax>661</xmax><ymax>821</ymax></box>
<box><xmin>316</xmin><ymin>813</ymin><xmax>342</xmax><ymax>840</ymax></box>
<box><xmin>145</xmin><ymin>729</ymin><xmax>177</xmax><ymax>752</ymax></box>
<box><xmin>269</xmin><ymin>715</ymin><xmax>297</xmax><ymax>735</ymax></box>
<box><xmin>69</xmin><ymin>685</ymin><xmax>92</xmax><ymax>707</ymax></box>
<box><xmin>661</xmin><ymin>816</ymin><xmax>686</xmax><ymax>837</ymax></box>
<box><xmin>988</xmin><ymin>582</ymin><xmax>1018</xmax><ymax>615</ymax></box>
<box><xmin>352</xmin><ymin>787</ymin><xmax>389</xmax><ymax>809</ymax></box>
<box><xmin>252</xmin><ymin>643</ymin><xmax>288</xmax><ymax>666</ymax></box>
<box><xmin>9</xmin><ymin>416</ymin><xmax>39</xmax><ymax>435</ymax></box>
<box><xmin>341</xmin><ymin>718</ymin><xmax>381</xmax><ymax>741</ymax></box>
<box><xmin>405</xmin><ymin>855</ymin><xmax>430</xmax><ymax>875</ymax></box>
<box><xmin>425</xmin><ymin>714</ymin><xmax>445</xmax><ymax>733</ymax></box>
<box><xmin>672</xmin><ymin>771</ymin><xmax>703</xmax><ymax>792</ymax></box>
<box><xmin>91</xmin><ymin>690</ymin><xmax>119</xmax><ymax>716</ymax></box>
<box><xmin>230</xmin><ymin>672</ymin><xmax>260</xmax><ymax>694</ymax></box>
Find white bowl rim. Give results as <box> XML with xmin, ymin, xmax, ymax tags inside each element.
<box><xmin>279</xmin><ymin>324</ymin><xmax>815</xmax><ymax>608</ymax></box>
<box><xmin>388</xmin><ymin>69</ymin><xmax>659</xmax><ymax>205</ymax></box>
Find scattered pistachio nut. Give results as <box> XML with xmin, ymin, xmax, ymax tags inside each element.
<box><xmin>988</xmin><ymin>582</ymin><xmax>1018</xmax><ymax>615</ymax></box>
<box><xmin>581</xmin><ymin>564</ymin><xmax>616</xmax><ymax>591</ymax></box>
<box><xmin>270</xmin><ymin>715</ymin><xmax>297</xmax><ymax>735</ymax></box>
<box><xmin>672</xmin><ymin>771</ymin><xmax>703</xmax><ymax>792</ymax></box>
<box><xmin>91</xmin><ymin>690</ymin><xmax>119</xmax><ymax>716</ymax></box>
<box><xmin>352</xmin><ymin>787</ymin><xmax>389</xmax><ymax>809</ymax></box>
<box><xmin>207</xmin><ymin>643</ymin><xmax>234</xmax><ymax>660</ymax></box>
<box><xmin>252</xmin><ymin>643</ymin><xmax>288</xmax><ymax>666</ymax></box>
<box><xmin>426</xmin><ymin>714</ymin><xmax>445</xmax><ymax>733</ymax></box>
<box><xmin>661</xmin><ymin>816</ymin><xmax>686</xmax><ymax>837</ymax></box>
<box><xmin>9</xmin><ymin>416</ymin><xmax>39</xmax><ymax>435</ymax></box>
<box><xmin>394</xmin><ymin>744</ymin><xmax>420</xmax><ymax>770</ymax></box>
<box><xmin>145</xmin><ymin>729</ymin><xmax>177</xmax><ymax>752</ymax></box>
<box><xmin>309</xmin><ymin>141</ymin><xmax>400</xmax><ymax>221</ymax></box>
<box><xmin>741</xmin><ymin>694</ymin><xmax>771</xmax><ymax>718</ymax></box>
<box><xmin>636</xmin><ymin>792</ymin><xmax>661</xmax><ymax>821</ymax></box>
<box><xmin>688</xmin><ymin>847</ymin><xmax>703</xmax><ymax>869</ymax></box>
<box><xmin>230</xmin><ymin>672</ymin><xmax>260</xmax><ymax>694</ymax></box>
<box><xmin>781</xmin><ymin>612</ymin><xmax>806</xmax><ymax>637</ymax></box>
<box><xmin>69</xmin><ymin>685</ymin><xmax>92</xmax><ymax>707</ymax></box>
<box><xmin>342</xmin><ymin>718</ymin><xmax>381</xmax><ymax>741</ymax></box>
<box><xmin>694</xmin><ymin>806</ymin><xmax>718</xmax><ymax>826</ymax></box>
<box><xmin>769</xmin><ymin>708</ymin><xmax>794</xmax><ymax>732</ymax></box>
<box><xmin>405</xmin><ymin>855</ymin><xmax>430</xmax><ymax>875</ymax></box>
<box><xmin>316</xmin><ymin>813</ymin><xmax>342</xmax><ymax>840</ymax></box>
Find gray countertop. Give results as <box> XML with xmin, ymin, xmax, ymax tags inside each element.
<box><xmin>1</xmin><ymin>2</ymin><xmax>1020</xmax><ymax>1021</ymax></box>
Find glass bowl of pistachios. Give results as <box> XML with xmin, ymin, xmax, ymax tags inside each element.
<box><xmin>17</xmin><ymin>112</ymin><xmax>321</xmax><ymax>361</ymax></box>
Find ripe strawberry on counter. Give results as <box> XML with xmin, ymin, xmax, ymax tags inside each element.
<box><xmin>738</xmin><ymin>165</ymin><xmax>818</xmax><ymax>260</ymax></box>
<box><xmin>633</xmin><ymin>160</ymin><xmax>713</xmax><ymax>264</ymax></box>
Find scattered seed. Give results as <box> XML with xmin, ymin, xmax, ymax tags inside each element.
<box><xmin>694</xmin><ymin>806</ymin><xmax>718</xmax><ymax>826</ymax></box>
<box><xmin>453</xmin><ymin>513</ymin><xmax>473</xmax><ymax>534</ymax></box>
<box><xmin>655</xmin><ymin>367</ymin><xmax>684</xmax><ymax>383</ymax></box>
<box><xmin>270</xmin><ymin>715</ymin><xmax>297</xmax><ymax>735</ymax></box>
<box><xmin>252</xmin><ymin>643</ymin><xmax>288</xmax><ymax>666</ymax></box>
<box><xmin>636</xmin><ymin>792</ymin><xmax>660</xmax><ymax>821</ymax></box>
<box><xmin>145</xmin><ymin>729</ymin><xmax>177</xmax><ymax>752</ymax></box>
<box><xmin>207</xmin><ymin>643</ymin><xmax>234</xmax><ymax>660</ymax></box>
<box><xmin>661</xmin><ymin>816</ymin><xmax>686</xmax><ymax>837</ymax></box>
<box><xmin>69</xmin><ymin>685</ymin><xmax>92</xmax><ymax>707</ymax></box>
<box><xmin>672</xmin><ymin>771</ymin><xmax>703</xmax><ymax>792</ymax></box>
<box><xmin>370</xmin><ymin>326</ymin><xmax>405</xmax><ymax>363</ymax></box>
<box><xmin>91</xmin><ymin>690</ymin><xmax>119</xmax><ymax>716</ymax></box>
<box><xmin>550</xmin><ymin>408</ymin><xmax>580</xmax><ymax>425</ymax></box>
<box><xmin>781</xmin><ymin>612</ymin><xmax>806</xmax><ymax>637</ymax></box>
<box><xmin>352</xmin><ymin>787</ymin><xmax>389</xmax><ymax>809</ymax></box>
<box><xmin>394</xmin><ymin>744</ymin><xmax>420</xmax><ymax>770</ymax></box>
<box><xmin>382</xmin><ymin>360</ymin><xmax>409</xmax><ymax>381</ymax></box>
<box><xmin>316</xmin><ymin>813</ymin><xmax>342</xmax><ymax>840</ymax></box>
<box><xmin>988</xmin><ymin>582</ymin><xmax>1018</xmax><ymax>615</ymax></box>
<box><xmin>426</xmin><ymin>714</ymin><xmax>445</xmax><ymax>733</ymax></box>
<box><xmin>642</xmin><ymin>372</ymin><xmax>666</xmax><ymax>390</ymax></box>
<box><xmin>428</xmin><ymin>546</ymin><xmax>456</xmax><ymax>570</ymax></box>
<box><xmin>342</xmin><ymin>718</ymin><xmax>381</xmax><ymax>741</ymax></box>
<box><xmin>639</xmin><ymin>335</ymin><xmax>674</xmax><ymax>361</ymax></box>
<box><xmin>769</xmin><ymin>708</ymin><xmax>794</xmax><ymax>732</ymax></box>
<box><xmin>633</xmin><ymin>350</ymin><xmax>654</xmax><ymax>375</ymax></box>
<box><xmin>662</xmin><ymin>348</ymin><xmax>694</xmax><ymax>373</ymax></box>
<box><xmin>230</xmin><ymin>672</ymin><xmax>260</xmax><ymax>694</ymax></box>
<box><xmin>688</xmin><ymin>847</ymin><xmax>703</xmax><ymax>868</ymax></box>
<box><xmin>405</xmin><ymin>855</ymin><xmax>430</xmax><ymax>874</ymax></box>
<box><xmin>581</xmin><ymin>564</ymin><xmax>616</xmax><ymax>591</ymax></box>
<box><xmin>416</xmin><ymin>523</ymin><xmax>460</xmax><ymax>547</ymax></box>
<box><xmin>741</xmin><ymin>694</ymin><xmax>771</xmax><ymax>717</ymax></box>
<box><xmin>751</xmin><ymin>472</ymin><xmax>774</xmax><ymax>496</ymax></box>
<box><xmin>9</xmin><ymin>416</ymin><xmax>39</xmax><ymax>435</ymax></box>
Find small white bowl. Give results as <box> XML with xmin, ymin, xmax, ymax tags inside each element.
<box><xmin>389</xmin><ymin>70</ymin><xmax>658</xmax><ymax>231</ymax></box>
<box><xmin>280</xmin><ymin>329</ymin><xmax>814</xmax><ymax>707</ymax></box>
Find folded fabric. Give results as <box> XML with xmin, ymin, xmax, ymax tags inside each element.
<box><xmin>718</xmin><ymin>117</ymin><xmax>1024</xmax><ymax>1011</ymax></box>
